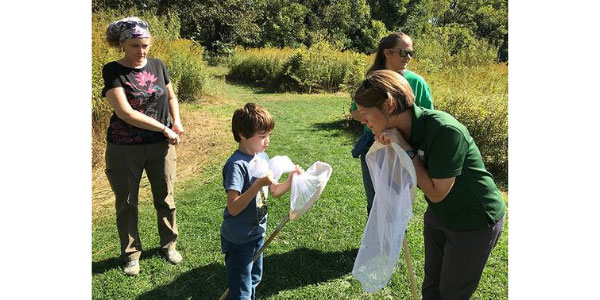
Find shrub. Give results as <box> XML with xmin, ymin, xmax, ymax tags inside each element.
<box><xmin>414</xmin><ymin>26</ymin><xmax>498</xmax><ymax>72</ymax></box>
<box><xmin>227</xmin><ymin>46</ymin><xmax>295</xmax><ymax>89</ymax></box>
<box><xmin>427</xmin><ymin>64</ymin><xmax>508</xmax><ymax>183</ymax></box>
<box><xmin>162</xmin><ymin>39</ymin><xmax>208</xmax><ymax>101</ymax></box>
<box><xmin>227</xmin><ymin>42</ymin><xmax>366</xmax><ymax>93</ymax></box>
<box><xmin>281</xmin><ymin>42</ymin><xmax>366</xmax><ymax>93</ymax></box>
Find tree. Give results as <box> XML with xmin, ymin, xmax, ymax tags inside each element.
<box><xmin>260</xmin><ymin>0</ymin><xmax>309</xmax><ymax>48</ymax></box>
<box><xmin>431</xmin><ymin>0</ymin><xmax>508</xmax><ymax>61</ymax></box>
<box><xmin>366</xmin><ymin>0</ymin><xmax>411</xmax><ymax>31</ymax></box>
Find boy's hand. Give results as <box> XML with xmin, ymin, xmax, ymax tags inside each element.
<box><xmin>285</xmin><ymin>165</ymin><xmax>303</xmax><ymax>183</ymax></box>
<box><xmin>256</xmin><ymin>171</ymin><xmax>275</xmax><ymax>187</ymax></box>
<box><xmin>291</xmin><ymin>165</ymin><xmax>304</xmax><ymax>176</ymax></box>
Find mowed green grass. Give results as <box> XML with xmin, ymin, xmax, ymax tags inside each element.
<box><xmin>92</xmin><ymin>74</ymin><xmax>508</xmax><ymax>299</ymax></box>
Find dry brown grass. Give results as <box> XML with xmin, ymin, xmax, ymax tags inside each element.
<box><xmin>91</xmin><ymin>92</ymin><xmax>238</xmax><ymax>221</ymax></box>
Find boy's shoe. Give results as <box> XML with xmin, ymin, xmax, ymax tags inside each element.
<box><xmin>164</xmin><ymin>249</ymin><xmax>183</xmax><ymax>265</ymax></box>
<box><xmin>124</xmin><ymin>259</ymin><xmax>140</xmax><ymax>276</ymax></box>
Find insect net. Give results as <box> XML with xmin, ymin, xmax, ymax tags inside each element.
<box><xmin>352</xmin><ymin>129</ymin><xmax>417</xmax><ymax>293</ymax></box>
<box><xmin>248</xmin><ymin>153</ymin><xmax>332</xmax><ymax>220</ymax></box>
<box><xmin>289</xmin><ymin>161</ymin><xmax>332</xmax><ymax>220</ymax></box>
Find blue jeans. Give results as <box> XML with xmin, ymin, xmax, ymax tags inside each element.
<box><xmin>360</xmin><ymin>153</ymin><xmax>375</xmax><ymax>216</ymax></box>
<box><xmin>221</xmin><ymin>236</ymin><xmax>265</xmax><ymax>300</ymax></box>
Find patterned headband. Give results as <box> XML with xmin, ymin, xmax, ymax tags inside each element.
<box><xmin>118</xmin><ymin>20</ymin><xmax>150</xmax><ymax>41</ymax></box>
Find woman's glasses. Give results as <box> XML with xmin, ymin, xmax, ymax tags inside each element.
<box><xmin>120</xmin><ymin>20</ymin><xmax>149</xmax><ymax>30</ymax></box>
<box><xmin>359</xmin><ymin>79</ymin><xmax>387</xmax><ymax>99</ymax></box>
<box><xmin>390</xmin><ymin>49</ymin><xmax>414</xmax><ymax>58</ymax></box>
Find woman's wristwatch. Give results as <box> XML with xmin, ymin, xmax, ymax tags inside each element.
<box><xmin>406</xmin><ymin>149</ymin><xmax>417</xmax><ymax>160</ymax></box>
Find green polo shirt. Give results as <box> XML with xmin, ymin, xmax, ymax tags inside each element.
<box><xmin>409</xmin><ymin>105</ymin><xmax>506</xmax><ymax>231</ymax></box>
<box><xmin>351</xmin><ymin>69</ymin><xmax>433</xmax><ymax>134</ymax></box>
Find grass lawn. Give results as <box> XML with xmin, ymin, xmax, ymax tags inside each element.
<box><xmin>92</xmin><ymin>69</ymin><xmax>508</xmax><ymax>299</ymax></box>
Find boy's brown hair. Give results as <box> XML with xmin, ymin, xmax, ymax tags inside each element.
<box><xmin>231</xmin><ymin>103</ymin><xmax>275</xmax><ymax>142</ymax></box>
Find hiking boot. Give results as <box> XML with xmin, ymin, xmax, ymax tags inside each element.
<box><xmin>164</xmin><ymin>249</ymin><xmax>183</xmax><ymax>265</ymax></box>
<box><xmin>124</xmin><ymin>259</ymin><xmax>140</xmax><ymax>276</ymax></box>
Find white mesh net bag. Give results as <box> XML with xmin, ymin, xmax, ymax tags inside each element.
<box><xmin>352</xmin><ymin>129</ymin><xmax>417</xmax><ymax>293</ymax></box>
<box><xmin>289</xmin><ymin>161</ymin><xmax>332</xmax><ymax>220</ymax></box>
<box><xmin>248</xmin><ymin>153</ymin><xmax>332</xmax><ymax>219</ymax></box>
<box><xmin>248</xmin><ymin>153</ymin><xmax>297</xmax><ymax>182</ymax></box>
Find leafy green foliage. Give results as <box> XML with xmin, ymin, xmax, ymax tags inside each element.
<box><xmin>227</xmin><ymin>43</ymin><xmax>366</xmax><ymax>93</ymax></box>
<box><xmin>431</xmin><ymin>0</ymin><xmax>508</xmax><ymax>61</ymax></box>
<box><xmin>261</xmin><ymin>0</ymin><xmax>310</xmax><ymax>48</ymax></box>
<box><xmin>414</xmin><ymin>26</ymin><xmax>499</xmax><ymax>71</ymax></box>
<box><xmin>162</xmin><ymin>39</ymin><xmax>208</xmax><ymax>101</ymax></box>
<box><xmin>94</xmin><ymin>0</ymin><xmax>508</xmax><ymax>60</ymax></box>
<box><xmin>367</xmin><ymin>0</ymin><xmax>411</xmax><ymax>32</ymax></box>
<box><xmin>226</xmin><ymin>46</ymin><xmax>296</xmax><ymax>89</ymax></box>
<box><xmin>280</xmin><ymin>43</ymin><xmax>366</xmax><ymax>93</ymax></box>
<box><xmin>410</xmin><ymin>61</ymin><xmax>508</xmax><ymax>183</ymax></box>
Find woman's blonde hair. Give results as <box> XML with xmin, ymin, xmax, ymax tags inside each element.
<box><xmin>354</xmin><ymin>70</ymin><xmax>414</xmax><ymax>115</ymax></box>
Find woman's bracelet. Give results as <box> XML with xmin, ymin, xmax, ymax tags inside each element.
<box><xmin>162</xmin><ymin>125</ymin><xmax>167</xmax><ymax>133</ymax></box>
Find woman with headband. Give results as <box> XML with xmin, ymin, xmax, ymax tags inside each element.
<box><xmin>101</xmin><ymin>17</ymin><xmax>184</xmax><ymax>276</ymax></box>
<box><xmin>354</xmin><ymin>70</ymin><xmax>506</xmax><ymax>300</ymax></box>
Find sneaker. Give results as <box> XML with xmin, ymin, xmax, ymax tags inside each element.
<box><xmin>124</xmin><ymin>259</ymin><xmax>140</xmax><ymax>276</ymax></box>
<box><xmin>164</xmin><ymin>249</ymin><xmax>183</xmax><ymax>265</ymax></box>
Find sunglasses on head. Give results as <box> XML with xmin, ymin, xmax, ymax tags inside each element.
<box><xmin>390</xmin><ymin>49</ymin><xmax>414</xmax><ymax>58</ymax></box>
<box><xmin>120</xmin><ymin>20</ymin><xmax>149</xmax><ymax>30</ymax></box>
<box><xmin>358</xmin><ymin>79</ymin><xmax>387</xmax><ymax>99</ymax></box>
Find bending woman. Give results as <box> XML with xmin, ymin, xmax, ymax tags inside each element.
<box><xmin>102</xmin><ymin>17</ymin><xmax>184</xmax><ymax>276</ymax></box>
<box><xmin>354</xmin><ymin>70</ymin><xmax>506</xmax><ymax>300</ymax></box>
<box><xmin>350</xmin><ymin>32</ymin><xmax>433</xmax><ymax>215</ymax></box>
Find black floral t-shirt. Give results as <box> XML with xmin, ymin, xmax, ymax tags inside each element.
<box><xmin>101</xmin><ymin>58</ymin><xmax>171</xmax><ymax>145</ymax></box>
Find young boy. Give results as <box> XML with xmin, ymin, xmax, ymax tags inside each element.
<box><xmin>221</xmin><ymin>103</ymin><xmax>300</xmax><ymax>300</ymax></box>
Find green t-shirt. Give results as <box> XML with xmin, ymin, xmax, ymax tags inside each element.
<box><xmin>351</xmin><ymin>69</ymin><xmax>433</xmax><ymax>134</ymax></box>
<box><xmin>408</xmin><ymin>105</ymin><xmax>506</xmax><ymax>231</ymax></box>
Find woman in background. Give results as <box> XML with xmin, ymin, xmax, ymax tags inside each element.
<box><xmin>102</xmin><ymin>16</ymin><xmax>184</xmax><ymax>276</ymax></box>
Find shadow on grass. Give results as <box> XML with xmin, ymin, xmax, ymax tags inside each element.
<box><xmin>311</xmin><ymin>118</ymin><xmax>363</xmax><ymax>139</ymax></box>
<box><xmin>223</xmin><ymin>77</ymin><xmax>280</xmax><ymax>94</ymax></box>
<box><xmin>92</xmin><ymin>247</ymin><xmax>164</xmax><ymax>275</ymax></box>
<box><xmin>136</xmin><ymin>247</ymin><xmax>358</xmax><ymax>300</ymax></box>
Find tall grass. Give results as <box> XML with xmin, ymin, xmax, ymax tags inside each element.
<box><xmin>415</xmin><ymin>63</ymin><xmax>508</xmax><ymax>183</ymax></box>
<box><xmin>278</xmin><ymin>42</ymin><xmax>366</xmax><ymax>93</ymax></box>
<box><xmin>227</xmin><ymin>43</ymin><xmax>366</xmax><ymax>93</ymax></box>
<box><xmin>414</xmin><ymin>28</ymin><xmax>500</xmax><ymax>72</ymax></box>
<box><xmin>92</xmin><ymin>9</ymin><xmax>209</xmax><ymax>167</ymax></box>
<box><xmin>226</xmin><ymin>46</ymin><xmax>296</xmax><ymax>89</ymax></box>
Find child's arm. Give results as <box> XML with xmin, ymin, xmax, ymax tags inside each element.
<box><xmin>269</xmin><ymin>165</ymin><xmax>303</xmax><ymax>198</ymax></box>
<box><xmin>227</xmin><ymin>174</ymin><xmax>274</xmax><ymax>216</ymax></box>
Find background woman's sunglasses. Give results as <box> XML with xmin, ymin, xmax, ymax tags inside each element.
<box><xmin>391</xmin><ymin>49</ymin><xmax>415</xmax><ymax>58</ymax></box>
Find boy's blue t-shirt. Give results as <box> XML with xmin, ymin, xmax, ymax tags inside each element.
<box><xmin>221</xmin><ymin>149</ymin><xmax>269</xmax><ymax>245</ymax></box>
